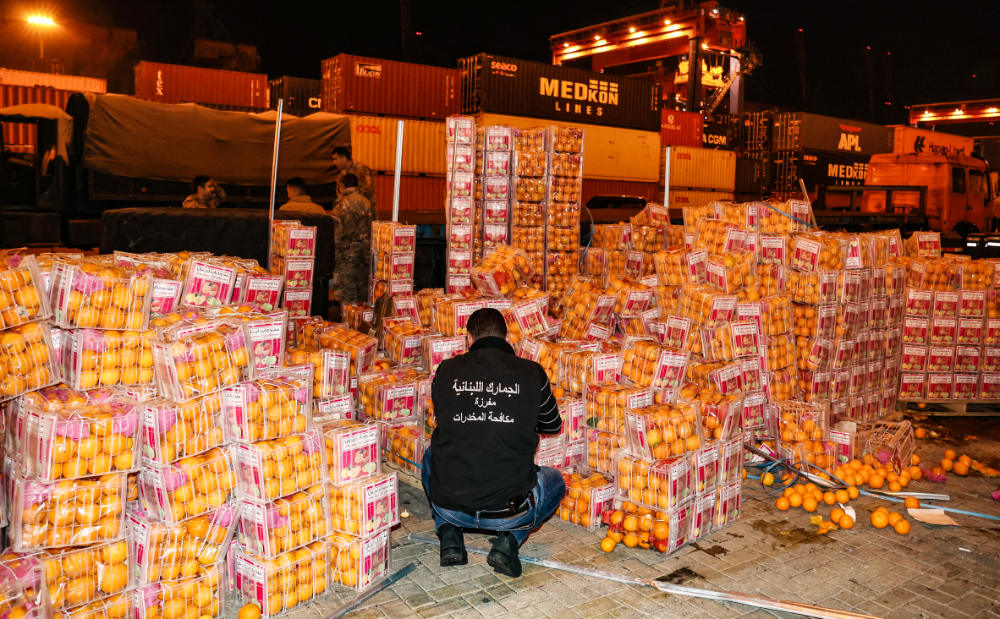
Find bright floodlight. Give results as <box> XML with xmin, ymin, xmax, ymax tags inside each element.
<box><xmin>27</xmin><ymin>15</ymin><xmax>56</xmax><ymax>26</ymax></box>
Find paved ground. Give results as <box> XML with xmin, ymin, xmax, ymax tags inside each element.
<box><xmin>282</xmin><ymin>416</ymin><xmax>1000</xmax><ymax>618</ymax></box>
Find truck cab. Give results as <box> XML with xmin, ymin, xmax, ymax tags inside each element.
<box><xmin>861</xmin><ymin>152</ymin><xmax>993</xmax><ymax>235</ymax></box>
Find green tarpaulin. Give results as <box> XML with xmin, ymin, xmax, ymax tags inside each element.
<box><xmin>82</xmin><ymin>94</ymin><xmax>351</xmax><ymax>185</ymax></box>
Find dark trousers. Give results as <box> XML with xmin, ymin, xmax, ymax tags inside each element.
<box><xmin>420</xmin><ymin>446</ymin><xmax>565</xmax><ymax>546</ymax></box>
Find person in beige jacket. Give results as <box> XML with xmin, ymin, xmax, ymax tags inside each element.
<box><xmin>278</xmin><ymin>178</ymin><xmax>327</xmax><ymax>215</ymax></box>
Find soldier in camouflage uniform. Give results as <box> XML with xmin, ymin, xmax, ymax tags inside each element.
<box><xmin>331</xmin><ymin>173</ymin><xmax>374</xmax><ymax>305</ymax></box>
<box><xmin>332</xmin><ymin>146</ymin><xmax>376</xmax><ymax>210</ymax></box>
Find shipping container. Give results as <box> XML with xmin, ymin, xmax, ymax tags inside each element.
<box><xmin>702</xmin><ymin>113</ymin><xmax>737</xmax><ymax>150</ymax></box>
<box><xmin>772</xmin><ymin>112</ymin><xmax>891</xmax><ymax>157</ymax></box>
<box><xmin>662</xmin><ymin>146</ymin><xmax>736</xmax><ymax>191</ymax></box>
<box><xmin>0</xmin><ymin>85</ymin><xmax>74</xmax><ymax>154</ymax></box>
<box><xmin>890</xmin><ymin>126</ymin><xmax>975</xmax><ymax>157</ymax></box>
<box><xmin>349</xmin><ymin>115</ymin><xmax>446</xmax><ymax>175</ymax></box>
<box><xmin>134</xmin><ymin>61</ymin><xmax>267</xmax><ymax>109</ymax></box>
<box><xmin>660</xmin><ymin>109</ymin><xmax>703</xmax><ymax>147</ymax></box>
<box><xmin>0</xmin><ymin>68</ymin><xmax>107</xmax><ymax>94</ymax></box>
<box><xmin>460</xmin><ymin>53</ymin><xmax>660</xmax><ymax>132</ymax></box>
<box><xmin>739</xmin><ymin>110</ymin><xmax>773</xmax><ymax>154</ymax></box>
<box><xmin>478</xmin><ymin>113</ymin><xmax>660</xmax><ymax>182</ymax></box>
<box><xmin>269</xmin><ymin>76</ymin><xmax>321</xmax><ymax>116</ymax></box>
<box><xmin>320</xmin><ymin>54</ymin><xmax>459</xmax><ymax>120</ymax></box>
<box><xmin>667</xmin><ymin>189</ymin><xmax>735</xmax><ymax>210</ymax></box>
<box><xmin>772</xmin><ymin>149</ymin><xmax>870</xmax><ymax>195</ymax></box>
<box><xmin>735</xmin><ymin>155</ymin><xmax>770</xmax><ymax>196</ymax></box>
<box><xmin>373</xmin><ymin>173</ymin><xmax>445</xmax><ymax>215</ymax></box>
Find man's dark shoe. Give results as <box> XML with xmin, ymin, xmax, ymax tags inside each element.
<box><xmin>437</xmin><ymin>523</ymin><xmax>467</xmax><ymax>566</ymax></box>
<box><xmin>487</xmin><ymin>531</ymin><xmax>522</xmax><ymax>578</ymax></box>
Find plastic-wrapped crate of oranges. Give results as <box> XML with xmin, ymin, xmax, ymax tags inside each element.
<box><xmin>470</xmin><ymin>246</ymin><xmax>533</xmax><ymax>297</ymax></box>
<box><xmin>134</xmin><ymin>562</ymin><xmax>224</xmax><ymax>619</ymax></box>
<box><xmin>15</xmin><ymin>392</ymin><xmax>139</xmax><ymax>481</ymax></box>
<box><xmin>126</xmin><ymin>504</ymin><xmax>237</xmax><ymax>583</ymax></box>
<box><xmin>8</xmin><ymin>472</ymin><xmax>127</xmax><ymax>551</ymax></box>
<box><xmin>40</xmin><ymin>539</ymin><xmax>130</xmax><ymax>611</ymax></box>
<box><xmin>222</xmin><ymin>376</ymin><xmax>311</xmax><ymax>443</ymax></box>
<box><xmin>0</xmin><ymin>252</ymin><xmax>50</xmax><ymax>329</ymax></box>
<box><xmin>614</xmin><ymin>453</ymin><xmax>693</xmax><ymax>510</ymax></box>
<box><xmin>329</xmin><ymin>472</ymin><xmax>399</xmax><ymax>537</ymax></box>
<box><xmin>139</xmin><ymin>393</ymin><xmax>225</xmax><ymax>465</ymax></box>
<box><xmin>139</xmin><ymin>447</ymin><xmax>234</xmax><ymax>522</ymax></box>
<box><xmin>330</xmin><ymin>530</ymin><xmax>391</xmax><ymax>591</ymax></box>
<box><xmin>233</xmin><ymin>433</ymin><xmax>324</xmax><ymax>503</ymax></box>
<box><xmin>150</xmin><ymin>320</ymin><xmax>252</xmax><ymax>402</ymax></box>
<box><xmin>558</xmin><ymin>471</ymin><xmax>614</xmax><ymax>530</ymax></box>
<box><xmin>623</xmin><ymin>403</ymin><xmax>701</xmax><ymax>461</ymax></box>
<box><xmin>235</xmin><ymin>539</ymin><xmax>329</xmax><ymax>617</ymax></box>
<box><xmin>238</xmin><ymin>483</ymin><xmax>330</xmax><ymax>557</ymax></box>
<box><xmin>0</xmin><ymin>322</ymin><xmax>57</xmax><ymax>402</ymax></box>
<box><xmin>52</xmin><ymin>261</ymin><xmax>152</xmax><ymax>330</ymax></box>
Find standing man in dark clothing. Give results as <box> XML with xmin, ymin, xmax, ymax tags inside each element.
<box><xmin>331</xmin><ymin>145</ymin><xmax>376</xmax><ymax>210</ymax></box>
<box><xmin>422</xmin><ymin>308</ymin><xmax>564</xmax><ymax>578</ymax></box>
<box><xmin>331</xmin><ymin>173</ymin><xmax>373</xmax><ymax>306</ymax></box>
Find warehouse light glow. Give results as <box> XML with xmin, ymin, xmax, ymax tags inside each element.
<box><xmin>27</xmin><ymin>15</ymin><xmax>56</xmax><ymax>26</ymax></box>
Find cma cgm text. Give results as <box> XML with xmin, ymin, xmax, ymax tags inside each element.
<box><xmin>539</xmin><ymin>78</ymin><xmax>619</xmax><ymax>117</ymax></box>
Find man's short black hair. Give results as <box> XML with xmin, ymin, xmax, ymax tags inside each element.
<box><xmin>287</xmin><ymin>177</ymin><xmax>307</xmax><ymax>192</ymax></box>
<box><xmin>341</xmin><ymin>173</ymin><xmax>359</xmax><ymax>189</ymax></box>
<box><xmin>466</xmin><ymin>308</ymin><xmax>507</xmax><ymax>340</ymax></box>
<box><xmin>332</xmin><ymin>145</ymin><xmax>352</xmax><ymax>159</ymax></box>
<box><xmin>193</xmin><ymin>175</ymin><xmax>211</xmax><ymax>192</ymax></box>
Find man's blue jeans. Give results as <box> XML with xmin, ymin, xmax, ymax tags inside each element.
<box><xmin>421</xmin><ymin>446</ymin><xmax>566</xmax><ymax>546</ymax></box>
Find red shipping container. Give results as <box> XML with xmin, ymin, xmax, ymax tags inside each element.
<box><xmin>0</xmin><ymin>85</ymin><xmax>74</xmax><ymax>154</ymax></box>
<box><xmin>660</xmin><ymin>109</ymin><xmax>703</xmax><ymax>147</ymax></box>
<box><xmin>134</xmin><ymin>61</ymin><xmax>267</xmax><ymax>109</ymax></box>
<box><xmin>320</xmin><ymin>54</ymin><xmax>459</xmax><ymax>120</ymax></box>
<box><xmin>373</xmin><ymin>174</ymin><xmax>446</xmax><ymax>216</ymax></box>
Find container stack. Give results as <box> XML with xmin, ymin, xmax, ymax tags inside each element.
<box><xmin>736</xmin><ymin>110</ymin><xmax>773</xmax><ymax>200</ymax></box>
<box><xmin>770</xmin><ymin>112</ymin><xmax>892</xmax><ymax>200</ymax></box>
<box><xmin>369</xmin><ymin>221</ymin><xmax>417</xmax><ymax>303</ymax></box>
<box><xmin>662</xmin><ymin>145</ymin><xmax>736</xmax><ymax>211</ymax></box>
<box><xmin>271</xmin><ymin>221</ymin><xmax>317</xmax><ymax>326</ymax></box>
<box><xmin>511</xmin><ymin>128</ymin><xmax>549</xmax><ymax>288</ymax></box>
<box><xmin>137</xmin><ymin>312</ymin><xmax>256</xmax><ymax>618</ymax></box>
<box><xmin>225</xmin><ymin>366</ymin><xmax>336</xmax><ymax>616</ymax></box>
<box><xmin>544</xmin><ymin>127</ymin><xmax>585</xmax><ymax>302</ymax></box>
<box><xmin>444</xmin><ymin>116</ymin><xmax>477</xmax><ymax>293</ymax></box>
<box><xmin>477</xmin><ymin>125</ymin><xmax>515</xmax><ymax>261</ymax></box>
<box><xmin>897</xmin><ymin>232</ymin><xmax>1000</xmax><ymax>403</ymax></box>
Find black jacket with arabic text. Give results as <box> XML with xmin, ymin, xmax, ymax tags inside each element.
<box><xmin>428</xmin><ymin>337</ymin><xmax>560</xmax><ymax>512</ymax></box>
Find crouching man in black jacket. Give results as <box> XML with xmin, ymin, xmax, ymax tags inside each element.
<box><xmin>421</xmin><ymin>308</ymin><xmax>564</xmax><ymax>577</ymax></box>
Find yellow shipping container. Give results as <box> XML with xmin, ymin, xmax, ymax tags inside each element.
<box><xmin>348</xmin><ymin>115</ymin><xmax>446</xmax><ymax>174</ymax></box>
<box><xmin>478</xmin><ymin>113</ymin><xmax>661</xmax><ymax>182</ymax></box>
<box><xmin>663</xmin><ymin>146</ymin><xmax>735</xmax><ymax>191</ymax></box>
<box><xmin>666</xmin><ymin>189</ymin><xmax>734</xmax><ymax>210</ymax></box>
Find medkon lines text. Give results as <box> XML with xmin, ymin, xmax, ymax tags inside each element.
<box><xmin>539</xmin><ymin>78</ymin><xmax>620</xmax><ymax>117</ymax></box>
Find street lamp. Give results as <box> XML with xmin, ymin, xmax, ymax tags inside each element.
<box><xmin>26</xmin><ymin>15</ymin><xmax>57</xmax><ymax>60</ymax></box>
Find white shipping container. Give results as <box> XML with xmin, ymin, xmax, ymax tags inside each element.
<box><xmin>890</xmin><ymin>126</ymin><xmax>975</xmax><ymax>157</ymax></box>
<box><xmin>348</xmin><ymin>115</ymin><xmax>446</xmax><ymax>175</ymax></box>
<box><xmin>667</xmin><ymin>189</ymin><xmax>735</xmax><ymax>210</ymax></box>
<box><xmin>663</xmin><ymin>146</ymin><xmax>736</xmax><ymax>191</ymax></box>
<box><xmin>0</xmin><ymin>68</ymin><xmax>107</xmax><ymax>94</ymax></box>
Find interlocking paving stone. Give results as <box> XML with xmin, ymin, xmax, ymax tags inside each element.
<box><xmin>248</xmin><ymin>438</ymin><xmax>1000</xmax><ymax>618</ymax></box>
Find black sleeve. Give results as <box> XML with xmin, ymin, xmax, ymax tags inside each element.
<box><xmin>535</xmin><ymin>364</ymin><xmax>561</xmax><ymax>435</ymax></box>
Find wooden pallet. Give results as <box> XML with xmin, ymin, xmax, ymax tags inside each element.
<box><xmin>896</xmin><ymin>399</ymin><xmax>1000</xmax><ymax>416</ymax></box>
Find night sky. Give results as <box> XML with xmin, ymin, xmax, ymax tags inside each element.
<box><xmin>62</xmin><ymin>0</ymin><xmax>1000</xmax><ymax>124</ymax></box>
